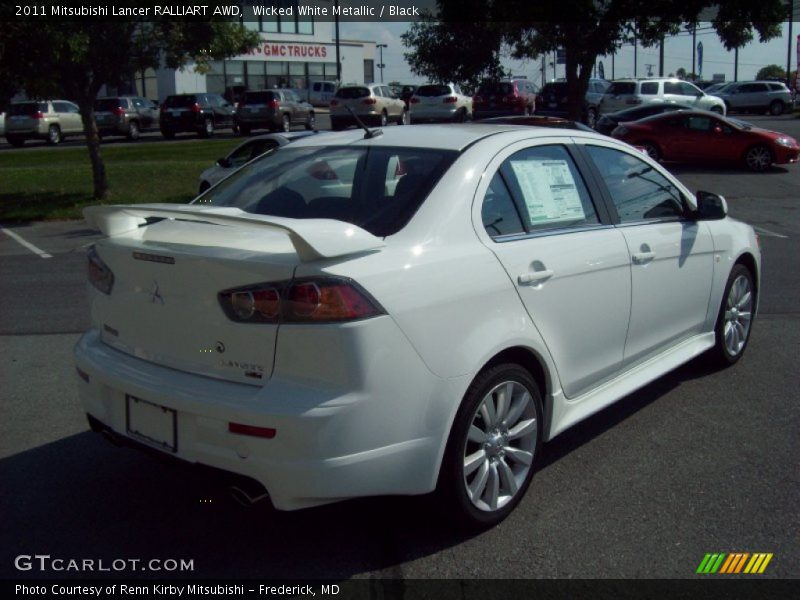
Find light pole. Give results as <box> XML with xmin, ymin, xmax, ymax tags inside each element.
<box><xmin>376</xmin><ymin>44</ymin><xmax>387</xmax><ymax>83</ymax></box>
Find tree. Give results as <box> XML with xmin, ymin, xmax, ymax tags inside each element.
<box><xmin>0</xmin><ymin>17</ymin><xmax>259</xmax><ymax>200</ymax></box>
<box><xmin>403</xmin><ymin>1</ymin><xmax>785</xmax><ymax>122</ymax></box>
<box><xmin>755</xmin><ymin>64</ymin><xmax>786</xmax><ymax>80</ymax></box>
<box><xmin>676</xmin><ymin>67</ymin><xmax>688</xmax><ymax>79</ymax></box>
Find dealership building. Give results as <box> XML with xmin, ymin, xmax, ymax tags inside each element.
<box><xmin>126</xmin><ymin>16</ymin><xmax>376</xmax><ymax>101</ymax></box>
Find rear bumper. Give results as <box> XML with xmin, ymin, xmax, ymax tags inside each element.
<box><xmin>5</xmin><ymin>124</ymin><xmax>49</xmax><ymax>138</ymax></box>
<box><xmin>410</xmin><ymin>107</ymin><xmax>460</xmax><ymax>121</ymax></box>
<box><xmin>74</xmin><ymin>323</ymin><xmax>451</xmax><ymax>511</ymax></box>
<box><xmin>473</xmin><ymin>107</ymin><xmax>527</xmax><ymax>119</ymax></box>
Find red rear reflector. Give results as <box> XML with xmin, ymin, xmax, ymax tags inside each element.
<box><xmin>229</xmin><ymin>423</ymin><xmax>276</xmax><ymax>439</ymax></box>
<box><xmin>76</xmin><ymin>367</ymin><xmax>90</xmax><ymax>383</ymax></box>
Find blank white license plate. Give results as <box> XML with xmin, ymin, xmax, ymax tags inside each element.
<box><xmin>126</xmin><ymin>395</ymin><xmax>177</xmax><ymax>452</ymax></box>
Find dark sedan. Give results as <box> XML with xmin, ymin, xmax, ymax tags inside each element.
<box><xmin>595</xmin><ymin>102</ymin><xmax>694</xmax><ymax>135</ymax></box>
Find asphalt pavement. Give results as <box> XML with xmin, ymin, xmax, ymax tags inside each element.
<box><xmin>0</xmin><ymin>115</ymin><xmax>798</xmax><ymax>581</ymax></box>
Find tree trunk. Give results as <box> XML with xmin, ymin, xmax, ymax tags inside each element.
<box><xmin>78</xmin><ymin>100</ymin><xmax>109</xmax><ymax>201</ymax></box>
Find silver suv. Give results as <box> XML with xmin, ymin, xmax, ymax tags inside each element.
<box><xmin>714</xmin><ymin>81</ymin><xmax>793</xmax><ymax>116</ymax></box>
<box><xmin>329</xmin><ymin>83</ymin><xmax>408</xmax><ymax>129</ymax></box>
<box><xmin>94</xmin><ymin>96</ymin><xmax>159</xmax><ymax>140</ymax></box>
<box><xmin>5</xmin><ymin>100</ymin><xmax>83</xmax><ymax>146</ymax></box>
<box><xmin>599</xmin><ymin>78</ymin><xmax>726</xmax><ymax>115</ymax></box>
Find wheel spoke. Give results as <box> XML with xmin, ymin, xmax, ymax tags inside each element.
<box><xmin>505</xmin><ymin>391</ymin><xmax>531</xmax><ymax>427</ymax></box>
<box><xmin>468</xmin><ymin>425</ymin><xmax>487</xmax><ymax>443</ymax></box>
<box><xmin>495</xmin><ymin>382</ymin><xmax>512</xmax><ymax>424</ymax></box>
<box><xmin>508</xmin><ymin>417</ymin><xmax>536</xmax><ymax>441</ymax></box>
<box><xmin>504</xmin><ymin>446</ymin><xmax>533</xmax><ymax>466</ymax></box>
<box><xmin>464</xmin><ymin>449</ymin><xmax>487</xmax><ymax>476</ymax></box>
<box><xmin>480</xmin><ymin>396</ymin><xmax>497</xmax><ymax>428</ymax></box>
<box><xmin>497</xmin><ymin>458</ymin><xmax>518</xmax><ymax>496</ymax></box>
<box><xmin>486</xmin><ymin>463</ymin><xmax>500</xmax><ymax>510</ymax></box>
<box><xmin>468</xmin><ymin>460</ymin><xmax>490</xmax><ymax>501</ymax></box>
<box><xmin>736</xmin><ymin>291</ymin><xmax>751</xmax><ymax>310</ymax></box>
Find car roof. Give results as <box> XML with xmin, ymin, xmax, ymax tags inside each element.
<box><xmin>287</xmin><ymin>123</ymin><xmax>608</xmax><ymax>151</ymax></box>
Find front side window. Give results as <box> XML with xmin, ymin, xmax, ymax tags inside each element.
<box><xmin>585</xmin><ymin>146</ymin><xmax>685</xmax><ymax>222</ymax></box>
<box><xmin>498</xmin><ymin>145</ymin><xmax>600</xmax><ymax>233</ymax></box>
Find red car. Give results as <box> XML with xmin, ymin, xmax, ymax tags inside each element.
<box><xmin>611</xmin><ymin>110</ymin><xmax>800</xmax><ymax>171</ymax></box>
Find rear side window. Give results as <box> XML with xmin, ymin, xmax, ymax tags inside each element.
<box><xmin>198</xmin><ymin>146</ymin><xmax>458</xmax><ymax>237</ymax></box>
<box><xmin>416</xmin><ymin>85</ymin><xmax>451</xmax><ymax>97</ymax></box>
<box><xmin>498</xmin><ymin>145</ymin><xmax>600</xmax><ymax>233</ymax></box>
<box><xmin>607</xmin><ymin>82</ymin><xmax>635</xmax><ymax>95</ymax></box>
<box><xmin>640</xmin><ymin>82</ymin><xmax>659</xmax><ymax>95</ymax></box>
<box><xmin>165</xmin><ymin>95</ymin><xmax>197</xmax><ymax>108</ymax></box>
<box><xmin>768</xmin><ymin>83</ymin><xmax>786</xmax><ymax>91</ymax></box>
<box><xmin>482</xmin><ymin>173</ymin><xmax>525</xmax><ymax>238</ymax></box>
<box><xmin>335</xmin><ymin>87</ymin><xmax>370</xmax><ymax>99</ymax></box>
<box><xmin>10</xmin><ymin>102</ymin><xmax>47</xmax><ymax>115</ymax></box>
<box><xmin>585</xmin><ymin>146</ymin><xmax>685</xmax><ymax>222</ymax></box>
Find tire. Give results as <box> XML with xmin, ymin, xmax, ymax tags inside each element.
<box><xmin>281</xmin><ymin>114</ymin><xmax>291</xmax><ymax>133</ymax></box>
<box><xmin>642</xmin><ymin>141</ymin><xmax>661</xmax><ymax>162</ymax></box>
<box><xmin>768</xmin><ymin>100</ymin><xmax>784</xmax><ymax>116</ymax></box>
<box><xmin>239</xmin><ymin>124</ymin><xmax>251</xmax><ymax>136</ymax></box>
<box><xmin>46</xmin><ymin>124</ymin><xmax>61</xmax><ymax>145</ymax></box>
<box><xmin>453</xmin><ymin>108</ymin><xmax>467</xmax><ymax>123</ymax></box>
<box><xmin>331</xmin><ymin>117</ymin><xmax>344</xmax><ymax>131</ymax></box>
<box><xmin>585</xmin><ymin>107</ymin><xmax>598</xmax><ymax>129</ymax></box>
<box><xmin>438</xmin><ymin>363</ymin><xmax>543</xmax><ymax>528</ymax></box>
<box><xmin>6</xmin><ymin>136</ymin><xmax>25</xmax><ymax>147</ymax></box>
<box><xmin>397</xmin><ymin>110</ymin><xmax>409</xmax><ymax>126</ymax></box>
<box><xmin>378</xmin><ymin>111</ymin><xmax>388</xmax><ymax>127</ymax></box>
<box><xmin>708</xmin><ymin>264</ymin><xmax>755</xmax><ymax>367</ymax></box>
<box><xmin>126</xmin><ymin>121</ymin><xmax>140</xmax><ymax>141</ymax></box>
<box><xmin>305</xmin><ymin>111</ymin><xmax>316</xmax><ymax>130</ymax></box>
<box><xmin>200</xmin><ymin>118</ymin><xmax>214</xmax><ymax>138</ymax></box>
<box><xmin>161</xmin><ymin>128</ymin><xmax>175</xmax><ymax>140</ymax></box>
<box><xmin>710</xmin><ymin>105</ymin><xmax>724</xmax><ymax>115</ymax></box>
<box><xmin>744</xmin><ymin>144</ymin><xmax>772</xmax><ymax>172</ymax></box>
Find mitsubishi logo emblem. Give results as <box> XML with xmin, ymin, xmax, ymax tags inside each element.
<box><xmin>150</xmin><ymin>280</ymin><xmax>164</xmax><ymax>305</ymax></box>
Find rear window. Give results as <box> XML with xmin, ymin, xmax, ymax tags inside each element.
<box><xmin>10</xmin><ymin>102</ymin><xmax>47</xmax><ymax>116</ymax></box>
<box><xmin>244</xmin><ymin>91</ymin><xmax>277</xmax><ymax>103</ymax></box>
<box><xmin>335</xmin><ymin>87</ymin><xmax>370</xmax><ymax>99</ymax></box>
<box><xmin>416</xmin><ymin>85</ymin><xmax>452</xmax><ymax>97</ymax></box>
<box><xmin>478</xmin><ymin>82</ymin><xmax>514</xmax><ymax>96</ymax></box>
<box><xmin>164</xmin><ymin>95</ymin><xmax>197</xmax><ymax>108</ymax></box>
<box><xmin>606</xmin><ymin>82</ymin><xmax>636</xmax><ymax>95</ymax></box>
<box><xmin>94</xmin><ymin>98</ymin><xmax>125</xmax><ymax>111</ymax></box>
<box><xmin>197</xmin><ymin>146</ymin><xmax>458</xmax><ymax>237</ymax></box>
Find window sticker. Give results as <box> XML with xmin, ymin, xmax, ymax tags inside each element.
<box><xmin>509</xmin><ymin>159</ymin><xmax>586</xmax><ymax>226</ymax></box>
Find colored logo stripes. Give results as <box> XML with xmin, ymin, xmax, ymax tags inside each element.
<box><xmin>696</xmin><ymin>553</ymin><xmax>773</xmax><ymax>574</ymax></box>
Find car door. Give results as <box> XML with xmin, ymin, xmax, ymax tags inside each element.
<box><xmin>287</xmin><ymin>90</ymin><xmax>306</xmax><ymax>123</ymax></box>
<box><xmin>133</xmin><ymin>97</ymin><xmax>154</xmax><ymax>129</ymax></box>
<box><xmin>582</xmin><ymin>143</ymin><xmax>715</xmax><ymax>367</ymax></box>
<box><xmin>473</xmin><ymin>140</ymin><xmax>632</xmax><ymax>398</ymax></box>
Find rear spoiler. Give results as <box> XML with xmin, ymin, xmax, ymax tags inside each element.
<box><xmin>83</xmin><ymin>204</ymin><xmax>385</xmax><ymax>262</ymax></box>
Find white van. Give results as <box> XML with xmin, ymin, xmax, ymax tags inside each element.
<box><xmin>309</xmin><ymin>80</ymin><xmax>337</xmax><ymax>107</ymax></box>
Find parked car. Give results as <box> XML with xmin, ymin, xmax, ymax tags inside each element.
<box><xmin>236</xmin><ymin>89</ymin><xmax>315</xmax><ymax>134</ymax></box>
<box><xmin>476</xmin><ymin>115</ymin><xmax>594</xmax><ymax>131</ymax></box>
<box><xmin>599</xmin><ymin>78</ymin><xmax>726</xmax><ymax>115</ymax></box>
<box><xmin>329</xmin><ymin>83</ymin><xmax>408</xmax><ymax>129</ymax></box>
<box><xmin>594</xmin><ymin>102</ymin><xmax>695</xmax><ymax>135</ymax></box>
<box><xmin>473</xmin><ymin>78</ymin><xmax>538</xmax><ymax>119</ymax></box>
<box><xmin>535</xmin><ymin>79</ymin><xmax>610</xmax><ymax>128</ymax></box>
<box><xmin>703</xmin><ymin>82</ymin><xmax>732</xmax><ymax>95</ymax></box>
<box><xmin>197</xmin><ymin>131</ymin><xmax>320</xmax><ymax>193</ymax></box>
<box><xmin>611</xmin><ymin>109</ymin><xmax>799</xmax><ymax>171</ymax></box>
<box><xmin>5</xmin><ymin>100</ymin><xmax>83</xmax><ymax>146</ymax></box>
<box><xmin>308</xmin><ymin>80</ymin><xmax>337</xmax><ymax>107</ymax></box>
<box><xmin>159</xmin><ymin>93</ymin><xmax>236</xmax><ymax>139</ymax></box>
<box><xmin>78</xmin><ymin>124</ymin><xmax>760</xmax><ymax>526</ymax></box>
<box><xmin>409</xmin><ymin>83</ymin><xmax>473</xmax><ymax>123</ymax></box>
<box><xmin>93</xmin><ymin>96</ymin><xmax>159</xmax><ymax>141</ymax></box>
<box><xmin>714</xmin><ymin>81</ymin><xmax>793</xmax><ymax>116</ymax></box>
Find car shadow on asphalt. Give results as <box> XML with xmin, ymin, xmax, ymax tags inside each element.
<box><xmin>667</xmin><ymin>163</ymin><xmax>791</xmax><ymax>177</ymax></box>
<box><xmin>0</xmin><ymin>358</ymin><xmax>724</xmax><ymax>580</ymax></box>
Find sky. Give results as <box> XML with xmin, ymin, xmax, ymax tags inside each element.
<box><xmin>341</xmin><ymin>21</ymin><xmax>800</xmax><ymax>85</ymax></box>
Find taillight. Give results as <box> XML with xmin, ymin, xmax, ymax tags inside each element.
<box><xmin>330</xmin><ymin>99</ymin><xmax>339</xmax><ymax>107</ymax></box>
<box><xmin>267</xmin><ymin>99</ymin><xmax>279</xmax><ymax>109</ymax></box>
<box><xmin>87</xmin><ymin>246</ymin><xmax>114</xmax><ymax>295</ymax></box>
<box><xmin>443</xmin><ymin>96</ymin><xmax>457</xmax><ymax>103</ymax></box>
<box><xmin>218</xmin><ymin>277</ymin><xmax>384</xmax><ymax>324</ymax></box>
<box><xmin>362</xmin><ymin>98</ymin><xmax>377</xmax><ymax>105</ymax></box>
<box><xmin>191</xmin><ymin>102</ymin><xmax>202</xmax><ymax>113</ymax></box>
<box><xmin>113</xmin><ymin>107</ymin><xmax>125</xmax><ymax>116</ymax></box>
<box><xmin>410</xmin><ymin>97</ymin><xmax>420</xmax><ymax>104</ymax></box>
<box><xmin>32</xmin><ymin>111</ymin><xmax>45</xmax><ymax>119</ymax></box>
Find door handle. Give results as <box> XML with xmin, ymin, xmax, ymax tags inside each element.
<box><xmin>632</xmin><ymin>251</ymin><xmax>656</xmax><ymax>264</ymax></box>
<box><xmin>518</xmin><ymin>269</ymin><xmax>554</xmax><ymax>285</ymax></box>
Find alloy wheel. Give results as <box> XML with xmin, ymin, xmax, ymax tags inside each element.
<box><xmin>745</xmin><ymin>146</ymin><xmax>771</xmax><ymax>171</ymax></box>
<box><xmin>462</xmin><ymin>380</ymin><xmax>537</xmax><ymax>512</ymax></box>
<box><xmin>723</xmin><ymin>274</ymin><xmax>753</xmax><ymax>357</ymax></box>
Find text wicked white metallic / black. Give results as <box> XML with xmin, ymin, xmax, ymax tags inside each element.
<box><xmin>75</xmin><ymin>124</ymin><xmax>760</xmax><ymax>526</ymax></box>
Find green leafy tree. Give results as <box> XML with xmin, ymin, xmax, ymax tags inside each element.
<box><xmin>0</xmin><ymin>17</ymin><xmax>259</xmax><ymax>200</ymax></box>
<box><xmin>403</xmin><ymin>1</ymin><xmax>785</xmax><ymax>121</ymax></box>
<box><xmin>676</xmin><ymin>67</ymin><xmax>688</xmax><ymax>79</ymax></box>
<box><xmin>755</xmin><ymin>64</ymin><xmax>786</xmax><ymax>80</ymax></box>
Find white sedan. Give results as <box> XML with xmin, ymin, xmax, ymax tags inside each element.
<box><xmin>76</xmin><ymin>125</ymin><xmax>759</xmax><ymax>526</ymax></box>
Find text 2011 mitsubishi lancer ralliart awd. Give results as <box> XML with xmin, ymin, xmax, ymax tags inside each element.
<box><xmin>76</xmin><ymin>124</ymin><xmax>759</xmax><ymax>526</ymax></box>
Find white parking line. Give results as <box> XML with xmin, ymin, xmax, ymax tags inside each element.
<box><xmin>753</xmin><ymin>226</ymin><xmax>788</xmax><ymax>239</ymax></box>
<box><xmin>0</xmin><ymin>227</ymin><xmax>53</xmax><ymax>258</ymax></box>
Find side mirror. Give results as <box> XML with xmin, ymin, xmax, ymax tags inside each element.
<box><xmin>695</xmin><ymin>190</ymin><xmax>727</xmax><ymax>220</ymax></box>
<box><xmin>216</xmin><ymin>157</ymin><xmax>231</xmax><ymax>168</ymax></box>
